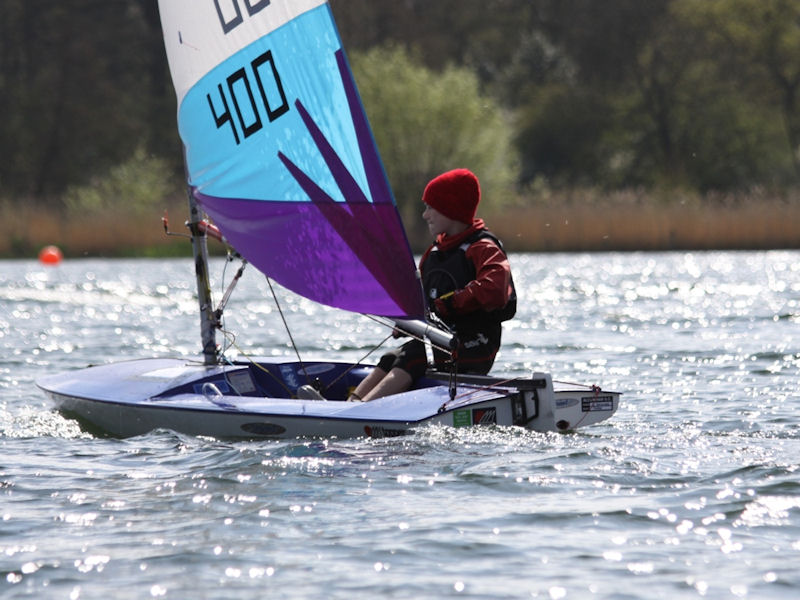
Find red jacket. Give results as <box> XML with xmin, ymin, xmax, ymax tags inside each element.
<box><xmin>420</xmin><ymin>219</ymin><xmax>512</xmax><ymax>319</ymax></box>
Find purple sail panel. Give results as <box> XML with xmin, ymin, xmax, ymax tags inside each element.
<box><xmin>196</xmin><ymin>192</ymin><xmax>424</xmax><ymax>318</ymax></box>
<box><xmin>169</xmin><ymin>4</ymin><xmax>427</xmax><ymax>319</ymax></box>
<box><xmin>336</xmin><ymin>50</ymin><xmax>393</xmax><ymax>206</ymax></box>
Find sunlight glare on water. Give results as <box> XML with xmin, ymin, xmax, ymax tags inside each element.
<box><xmin>1</xmin><ymin>252</ymin><xmax>799</xmax><ymax>598</ymax></box>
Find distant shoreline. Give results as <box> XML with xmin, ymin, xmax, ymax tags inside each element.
<box><xmin>3</xmin><ymin>196</ymin><xmax>800</xmax><ymax>259</ymax></box>
<box><xmin>486</xmin><ymin>199</ymin><xmax>800</xmax><ymax>253</ymax></box>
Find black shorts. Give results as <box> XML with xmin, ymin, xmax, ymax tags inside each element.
<box><xmin>377</xmin><ymin>339</ymin><xmax>428</xmax><ymax>380</ymax></box>
<box><xmin>377</xmin><ymin>326</ymin><xmax>501</xmax><ymax>381</ymax></box>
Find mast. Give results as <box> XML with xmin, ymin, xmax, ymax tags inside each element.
<box><xmin>186</xmin><ymin>188</ymin><xmax>218</xmax><ymax>365</ymax></box>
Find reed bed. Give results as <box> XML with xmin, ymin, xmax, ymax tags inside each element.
<box><xmin>2</xmin><ymin>191</ymin><xmax>799</xmax><ymax>258</ymax></box>
<box><xmin>0</xmin><ymin>201</ymin><xmax>188</xmax><ymax>258</ymax></box>
<box><xmin>487</xmin><ymin>191</ymin><xmax>800</xmax><ymax>252</ymax></box>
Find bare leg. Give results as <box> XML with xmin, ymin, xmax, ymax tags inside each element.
<box><xmin>360</xmin><ymin>367</ymin><xmax>412</xmax><ymax>402</ymax></box>
<box><xmin>348</xmin><ymin>367</ymin><xmax>387</xmax><ymax>401</ymax></box>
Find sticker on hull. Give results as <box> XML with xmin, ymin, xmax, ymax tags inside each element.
<box><xmin>453</xmin><ymin>407</ymin><xmax>497</xmax><ymax>427</ymax></box>
<box><xmin>581</xmin><ymin>395</ymin><xmax>615</xmax><ymax>412</ymax></box>
<box><xmin>364</xmin><ymin>425</ymin><xmax>407</xmax><ymax>438</ymax></box>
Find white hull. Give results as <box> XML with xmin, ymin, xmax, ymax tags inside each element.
<box><xmin>37</xmin><ymin>358</ymin><xmax>619</xmax><ymax>439</ymax></box>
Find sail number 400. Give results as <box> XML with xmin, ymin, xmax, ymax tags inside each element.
<box><xmin>206</xmin><ymin>50</ymin><xmax>290</xmax><ymax>145</ymax></box>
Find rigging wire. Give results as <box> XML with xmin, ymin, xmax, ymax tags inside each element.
<box><xmin>204</xmin><ymin>246</ymin><xmax>459</xmax><ymax>397</ymax></box>
<box><xmin>265</xmin><ymin>275</ymin><xmax>315</xmax><ymax>386</ymax></box>
<box><xmin>208</xmin><ymin>251</ymin><xmax>420</xmax><ymax>396</ymax></box>
<box><xmin>219</xmin><ymin>328</ymin><xmax>295</xmax><ymax>397</ymax></box>
<box><xmin>210</xmin><ymin>258</ymin><xmax>298</xmax><ymax>397</ymax></box>
<box><xmin>213</xmin><ymin>252</ymin><xmax>246</xmax><ymax>395</ymax></box>
<box><xmin>217</xmin><ymin>253</ymin><xmax>232</xmax><ymax>356</ymax></box>
<box><xmin>262</xmin><ymin>277</ymin><xmax>411</xmax><ymax>391</ymax></box>
<box><xmin>319</xmin><ymin>331</ymin><xmax>395</xmax><ymax>391</ymax></box>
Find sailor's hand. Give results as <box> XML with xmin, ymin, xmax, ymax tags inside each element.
<box><xmin>434</xmin><ymin>295</ymin><xmax>454</xmax><ymax>319</ymax></box>
<box><xmin>391</xmin><ymin>328</ymin><xmax>407</xmax><ymax>339</ymax></box>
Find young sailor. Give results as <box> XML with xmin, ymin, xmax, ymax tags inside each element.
<box><xmin>349</xmin><ymin>168</ymin><xmax>516</xmax><ymax>402</ymax></box>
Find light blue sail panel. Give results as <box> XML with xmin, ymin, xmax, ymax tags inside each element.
<box><xmin>159</xmin><ymin>1</ymin><xmax>425</xmax><ymax>318</ymax></box>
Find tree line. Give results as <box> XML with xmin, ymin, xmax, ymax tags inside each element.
<box><xmin>2</xmin><ymin>0</ymin><xmax>798</xmax><ymax>215</ymax></box>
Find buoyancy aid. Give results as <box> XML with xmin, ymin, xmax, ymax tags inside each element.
<box><xmin>422</xmin><ymin>230</ymin><xmax>517</xmax><ymax>330</ymax></box>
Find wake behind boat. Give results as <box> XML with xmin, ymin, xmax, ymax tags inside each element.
<box><xmin>37</xmin><ymin>1</ymin><xmax>619</xmax><ymax>438</ymax></box>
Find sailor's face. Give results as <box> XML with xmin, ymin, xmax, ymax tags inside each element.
<box><xmin>422</xmin><ymin>204</ymin><xmax>452</xmax><ymax>236</ymax></box>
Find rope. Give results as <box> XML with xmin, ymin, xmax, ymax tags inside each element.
<box><xmin>220</xmin><ymin>320</ymin><xmax>394</xmax><ymax>398</ymax></box>
<box><xmin>265</xmin><ymin>276</ymin><xmax>314</xmax><ymax>386</ymax></box>
<box><xmin>553</xmin><ymin>379</ymin><xmax>603</xmax><ymax>390</ymax></box>
<box><xmin>219</xmin><ymin>327</ymin><xmax>294</xmax><ymax>396</ymax></box>
<box><xmin>436</xmin><ymin>375</ymin><xmax>526</xmax><ymax>413</ymax></box>
<box><xmin>213</xmin><ymin>266</ymin><xmax>458</xmax><ymax>397</ymax></box>
<box><xmin>321</xmin><ymin>332</ymin><xmax>395</xmax><ymax>390</ymax></box>
<box><xmin>208</xmin><ymin>257</ymin><xmax>401</xmax><ymax>397</ymax></box>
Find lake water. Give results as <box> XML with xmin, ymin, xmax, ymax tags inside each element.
<box><xmin>1</xmin><ymin>252</ymin><xmax>799</xmax><ymax>599</ymax></box>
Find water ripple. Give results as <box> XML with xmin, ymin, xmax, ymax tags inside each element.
<box><xmin>2</xmin><ymin>253</ymin><xmax>800</xmax><ymax>597</ymax></box>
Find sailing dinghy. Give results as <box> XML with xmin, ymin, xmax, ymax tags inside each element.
<box><xmin>37</xmin><ymin>1</ymin><xmax>620</xmax><ymax>439</ymax></box>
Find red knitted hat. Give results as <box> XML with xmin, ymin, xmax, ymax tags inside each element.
<box><xmin>422</xmin><ymin>168</ymin><xmax>480</xmax><ymax>225</ymax></box>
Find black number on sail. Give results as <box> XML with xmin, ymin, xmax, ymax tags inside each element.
<box><xmin>206</xmin><ymin>50</ymin><xmax>289</xmax><ymax>145</ymax></box>
<box><xmin>252</xmin><ymin>51</ymin><xmax>289</xmax><ymax>122</ymax></box>
<box><xmin>243</xmin><ymin>0</ymin><xmax>271</xmax><ymax>15</ymax></box>
<box><xmin>207</xmin><ymin>84</ymin><xmax>240</xmax><ymax>144</ymax></box>
<box><xmin>227</xmin><ymin>67</ymin><xmax>263</xmax><ymax>138</ymax></box>
<box><xmin>214</xmin><ymin>0</ymin><xmax>271</xmax><ymax>34</ymax></box>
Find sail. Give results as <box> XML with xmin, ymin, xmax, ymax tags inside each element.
<box><xmin>158</xmin><ymin>1</ymin><xmax>425</xmax><ymax>318</ymax></box>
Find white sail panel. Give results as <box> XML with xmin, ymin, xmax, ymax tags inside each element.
<box><xmin>159</xmin><ymin>0</ymin><xmax>326</xmax><ymax>106</ymax></box>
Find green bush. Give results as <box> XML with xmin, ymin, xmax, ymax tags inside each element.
<box><xmin>64</xmin><ymin>147</ymin><xmax>177</xmax><ymax>216</ymax></box>
<box><xmin>350</xmin><ymin>45</ymin><xmax>519</xmax><ymax>240</ymax></box>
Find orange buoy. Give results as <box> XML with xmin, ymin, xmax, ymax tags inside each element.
<box><xmin>38</xmin><ymin>245</ymin><xmax>63</xmax><ymax>265</ymax></box>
